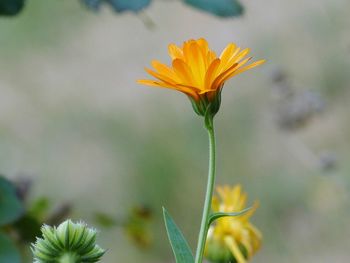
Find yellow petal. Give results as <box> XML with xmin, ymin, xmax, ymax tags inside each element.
<box><xmin>151</xmin><ymin>60</ymin><xmax>180</xmax><ymax>82</ymax></box>
<box><xmin>206</xmin><ymin>50</ymin><xmax>218</xmax><ymax>66</ymax></box>
<box><xmin>224</xmin><ymin>236</ymin><xmax>246</xmax><ymax>263</ymax></box>
<box><xmin>232</xmin><ymin>184</ymin><xmax>242</xmax><ymax>206</ymax></box>
<box><xmin>168</xmin><ymin>44</ymin><xmax>184</xmax><ymax>60</ymax></box>
<box><xmin>172</xmin><ymin>58</ymin><xmax>195</xmax><ymax>86</ymax></box>
<box><xmin>204</xmin><ymin>58</ymin><xmax>221</xmax><ymax>90</ymax></box>
<box><xmin>219</xmin><ymin>57</ymin><xmax>252</xmax><ymax>84</ymax></box>
<box><xmin>197</xmin><ymin>38</ymin><xmax>209</xmax><ymax>55</ymax></box>
<box><xmin>229</xmin><ymin>59</ymin><xmax>266</xmax><ymax>78</ymax></box>
<box><xmin>137</xmin><ymin>79</ymin><xmax>164</xmax><ymax>86</ymax></box>
<box><xmin>217</xmin><ymin>186</ymin><xmax>227</xmax><ymax>205</ymax></box>
<box><xmin>240</xmin><ymin>230</ymin><xmax>253</xmax><ymax>257</ymax></box>
<box><xmin>137</xmin><ymin>79</ymin><xmax>199</xmax><ymax>100</ymax></box>
<box><xmin>223</xmin><ymin>48</ymin><xmax>250</xmax><ymax>71</ymax></box>
<box><xmin>145</xmin><ymin>68</ymin><xmax>179</xmax><ymax>85</ymax></box>
<box><xmin>218</xmin><ymin>47</ymin><xmax>240</xmax><ymax>72</ymax></box>
<box><xmin>211</xmin><ymin>196</ymin><xmax>220</xmax><ymax>212</ymax></box>
<box><xmin>211</xmin><ymin>62</ymin><xmax>240</xmax><ymax>89</ymax></box>
<box><xmin>219</xmin><ymin>43</ymin><xmax>237</xmax><ymax>67</ymax></box>
<box><xmin>248</xmin><ymin>224</ymin><xmax>262</xmax><ymax>251</ymax></box>
<box><xmin>185</xmin><ymin>42</ymin><xmax>206</xmax><ymax>88</ymax></box>
<box><xmin>247</xmin><ymin>222</ymin><xmax>262</xmax><ymax>240</ymax></box>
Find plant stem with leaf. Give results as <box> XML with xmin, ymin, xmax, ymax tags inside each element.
<box><xmin>195</xmin><ymin>116</ymin><xmax>216</xmax><ymax>263</ymax></box>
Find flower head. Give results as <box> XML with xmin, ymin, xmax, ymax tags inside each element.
<box><xmin>138</xmin><ymin>38</ymin><xmax>264</xmax><ymax>116</ymax></box>
<box><xmin>205</xmin><ymin>185</ymin><xmax>262</xmax><ymax>263</ymax></box>
<box><xmin>32</xmin><ymin>219</ymin><xmax>105</xmax><ymax>263</ymax></box>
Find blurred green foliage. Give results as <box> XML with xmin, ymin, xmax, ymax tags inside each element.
<box><xmin>0</xmin><ymin>0</ymin><xmax>244</xmax><ymax>18</ymax></box>
<box><xmin>82</xmin><ymin>0</ymin><xmax>151</xmax><ymax>12</ymax></box>
<box><xmin>95</xmin><ymin>205</ymin><xmax>153</xmax><ymax>249</ymax></box>
<box><xmin>0</xmin><ymin>176</ymin><xmax>73</xmax><ymax>262</ymax></box>
<box><xmin>82</xmin><ymin>0</ymin><xmax>244</xmax><ymax>17</ymax></box>
<box><xmin>0</xmin><ymin>233</ymin><xmax>21</xmax><ymax>263</ymax></box>
<box><xmin>185</xmin><ymin>0</ymin><xmax>243</xmax><ymax>17</ymax></box>
<box><xmin>0</xmin><ymin>176</ymin><xmax>23</xmax><ymax>262</ymax></box>
<box><xmin>0</xmin><ymin>0</ymin><xmax>25</xmax><ymax>16</ymax></box>
<box><xmin>0</xmin><ymin>176</ymin><xmax>23</xmax><ymax>225</ymax></box>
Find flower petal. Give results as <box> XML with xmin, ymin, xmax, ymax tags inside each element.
<box><xmin>172</xmin><ymin>59</ymin><xmax>195</xmax><ymax>86</ymax></box>
<box><xmin>151</xmin><ymin>60</ymin><xmax>180</xmax><ymax>82</ymax></box>
<box><xmin>184</xmin><ymin>42</ymin><xmax>206</xmax><ymax>87</ymax></box>
<box><xmin>223</xmin><ymin>48</ymin><xmax>250</xmax><ymax>71</ymax></box>
<box><xmin>168</xmin><ymin>43</ymin><xmax>184</xmax><ymax>60</ymax></box>
<box><xmin>219</xmin><ymin>43</ymin><xmax>237</xmax><ymax>66</ymax></box>
<box><xmin>204</xmin><ymin>58</ymin><xmax>221</xmax><ymax>90</ymax></box>
<box><xmin>144</xmin><ymin>68</ymin><xmax>178</xmax><ymax>85</ymax></box>
<box><xmin>137</xmin><ymin>80</ymin><xmax>199</xmax><ymax>100</ymax></box>
<box><xmin>229</xmin><ymin>59</ymin><xmax>266</xmax><ymax>78</ymax></box>
<box><xmin>224</xmin><ymin>236</ymin><xmax>246</xmax><ymax>263</ymax></box>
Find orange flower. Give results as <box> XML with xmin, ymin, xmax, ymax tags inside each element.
<box><xmin>138</xmin><ymin>38</ymin><xmax>265</xmax><ymax>116</ymax></box>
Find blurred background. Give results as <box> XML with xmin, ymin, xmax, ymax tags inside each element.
<box><xmin>0</xmin><ymin>0</ymin><xmax>350</xmax><ymax>262</ymax></box>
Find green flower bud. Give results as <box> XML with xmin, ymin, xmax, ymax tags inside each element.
<box><xmin>205</xmin><ymin>238</ymin><xmax>248</xmax><ymax>263</ymax></box>
<box><xmin>32</xmin><ymin>219</ymin><xmax>105</xmax><ymax>263</ymax></box>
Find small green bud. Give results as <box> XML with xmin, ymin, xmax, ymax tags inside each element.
<box><xmin>32</xmin><ymin>219</ymin><xmax>105</xmax><ymax>263</ymax></box>
<box><xmin>205</xmin><ymin>238</ymin><xmax>248</xmax><ymax>263</ymax></box>
<box><xmin>205</xmin><ymin>239</ymin><xmax>237</xmax><ymax>263</ymax></box>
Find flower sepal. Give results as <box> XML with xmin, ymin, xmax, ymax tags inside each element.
<box><xmin>189</xmin><ymin>88</ymin><xmax>222</xmax><ymax>118</ymax></box>
<box><xmin>32</xmin><ymin>219</ymin><xmax>105</xmax><ymax>263</ymax></box>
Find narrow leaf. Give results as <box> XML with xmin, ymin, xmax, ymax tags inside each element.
<box><xmin>163</xmin><ymin>207</ymin><xmax>194</xmax><ymax>263</ymax></box>
<box><xmin>208</xmin><ymin>207</ymin><xmax>251</xmax><ymax>225</ymax></box>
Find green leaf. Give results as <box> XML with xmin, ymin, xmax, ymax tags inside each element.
<box><xmin>0</xmin><ymin>233</ymin><xmax>21</xmax><ymax>263</ymax></box>
<box><xmin>208</xmin><ymin>207</ymin><xmax>251</xmax><ymax>225</ymax></box>
<box><xmin>108</xmin><ymin>0</ymin><xmax>151</xmax><ymax>12</ymax></box>
<box><xmin>0</xmin><ymin>0</ymin><xmax>25</xmax><ymax>16</ymax></box>
<box><xmin>163</xmin><ymin>208</ymin><xmax>194</xmax><ymax>263</ymax></box>
<box><xmin>184</xmin><ymin>0</ymin><xmax>243</xmax><ymax>18</ymax></box>
<box><xmin>28</xmin><ymin>197</ymin><xmax>50</xmax><ymax>220</ymax></box>
<box><xmin>0</xmin><ymin>176</ymin><xmax>24</xmax><ymax>226</ymax></box>
<box><xmin>13</xmin><ymin>215</ymin><xmax>42</xmax><ymax>242</ymax></box>
<box><xmin>82</xmin><ymin>0</ymin><xmax>151</xmax><ymax>13</ymax></box>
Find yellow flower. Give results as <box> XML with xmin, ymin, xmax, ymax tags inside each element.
<box><xmin>205</xmin><ymin>185</ymin><xmax>262</xmax><ymax>263</ymax></box>
<box><xmin>138</xmin><ymin>38</ymin><xmax>265</xmax><ymax>116</ymax></box>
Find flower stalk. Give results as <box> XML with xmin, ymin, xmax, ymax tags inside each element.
<box><xmin>59</xmin><ymin>254</ymin><xmax>79</xmax><ymax>263</ymax></box>
<box><xmin>195</xmin><ymin>114</ymin><xmax>216</xmax><ymax>263</ymax></box>
<box><xmin>138</xmin><ymin>38</ymin><xmax>265</xmax><ymax>263</ymax></box>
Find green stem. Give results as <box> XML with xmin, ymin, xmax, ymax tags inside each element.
<box><xmin>195</xmin><ymin>117</ymin><xmax>216</xmax><ymax>263</ymax></box>
<box><xmin>59</xmin><ymin>253</ymin><xmax>79</xmax><ymax>263</ymax></box>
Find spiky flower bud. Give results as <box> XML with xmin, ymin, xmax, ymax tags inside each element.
<box><xmin>32</xmin><ymin>219</ymin><xmax>105</xmax><ymax>263</ymax></box>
